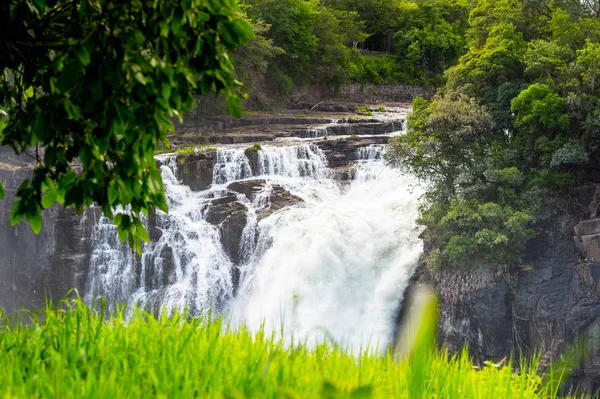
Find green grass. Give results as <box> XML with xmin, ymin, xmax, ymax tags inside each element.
<box><xmin>0</xmin><ymin>298</ymin><xmax>574</xmax><ymax>399</ymax></box>
<box><xmin>354</xmin><ymin>105</ymin><xmax>373</xmax><ymax>117</ymax></box>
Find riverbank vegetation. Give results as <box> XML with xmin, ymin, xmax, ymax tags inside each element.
<box><xmin>386</xmin><ymin>0</ymin><xmax>600</xmax><ymax>270</ymax></box>
<box><xmin>0</xmin><ymin>298</ymin><xmax>571</xmax><ymax>398</ymax></box>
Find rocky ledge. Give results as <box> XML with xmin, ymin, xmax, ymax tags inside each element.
<box><xmin>172</xmin><ymin>136</ymin><xmax>390</xmax><ymax>192</ymax></box>
<box><xmin>170</xmin><ymin>102</ymin><xmax>407</xmax><ymax>147</ymax></box>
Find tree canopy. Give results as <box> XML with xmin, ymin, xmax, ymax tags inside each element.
<box><xmin>0</xmin><ymin>0</ymin><xmax>253</xmax><ymax>252</ymax></box>
<box><xmin>387</xmin><ymin>0</ymin><xmax>600</xmax><ymax>270</ymax></box>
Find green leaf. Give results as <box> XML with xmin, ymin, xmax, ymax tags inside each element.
<box><xmin>0</xmin><ymin>183</ymin><xmax>4</xmax><ymax>200</ymax></box>
<box><xmin>135</xmin><ymin>219</ymin><xmax>150</xmax><ymax>243</ymax></box>
<box><xmin>117</xmin><ymin>180</ymin><xmax>134</xmax><ymax>204</ymax></box>
<box><xmin>76</xmin><ymin>44</ymin><xmax>91</xmax><ymax>66</ymax></box>
<box><xmin>10</xmin><ymin>202</ymin><xmax>24</xmax><ymax>226</ymax></box>
<box><xmin>26</xmin><ymin>210</ymin><xmax>42</xmax><ymax>234</ymax></box>
<box><xmin>108</xmin><ymin>182</ymin><xmax>118</xmax><ymax>204</ymax></box>
<box><xmin>41</xmin><ymin>189</ymin><xmax>57</xmax><ymax>209</ymax></box>
<box><xmin>200</xmin><ymin>75</ymin><xmax>213</xmax><ymax>94</ymax></box>
<box><xmin>161</xmin><ymin>82</ymin><xmax>171</xmax><ymax>100</ymax></box>
<box><xmin>156</xmin><ymin>197</ymin><xmax>169</xmax><ymax>214</ymax></box>
<box><xmin>117</xmin><ymin>227</ymin><xmax>128</xmax><ymax>243</ymax></box>
<box><xmin>54</xmin><ymin>62</ymin><xmax>81</xmax><ymax>94</ymax></box>
<box><xmin>227</xmin><ymin>94</ymin><xmax>243</xmax><ymax>118</ymax></box>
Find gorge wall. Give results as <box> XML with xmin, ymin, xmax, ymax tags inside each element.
<box><xmin>3</xmin><ymin>102</ymin><xmax>600</xmax><ymax>390</ymax></box>
<box><xmin>0</xmin><ymin>149</ymin><xmax>96</xmax><ymax>312</ymax></box>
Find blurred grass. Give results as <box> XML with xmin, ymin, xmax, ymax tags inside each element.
<box><xmin>0</xmin><ymin>295</ymin><xmax>577</xmax><ymax>398</ymax></box>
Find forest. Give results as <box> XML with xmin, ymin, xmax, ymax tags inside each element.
<box><xmin>233</xmin><ymin>0</ymin><xmax>470</xmax><ymax>93</ymax></box>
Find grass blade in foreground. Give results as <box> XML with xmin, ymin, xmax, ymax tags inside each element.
<box><xmin>0</xmin><ymin>298</ymin><xmax>565</xmax><ymax>398</ymax></box>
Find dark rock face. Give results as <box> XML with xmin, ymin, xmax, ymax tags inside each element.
<box><xmin>409</xmin><ymin>185</ymin><xmax>600</xmax><ymax>394</ymax></box>
<box><xmin>204</xmin><ymin>193</ymin><xmax>248</xmax><ymax>290</ymax></box>
<box><xmin>0</xmin><ymin>166</ymin><xmax>97</xmax><ymax>314</ymax></box>
<box><xmin>227</xmin><ymin>180</ymin><xmax>267</xmax><ymax>201</ymax></box>
<box><xmin>256</xmin><ymin>186</ymin><xmax>303</xmax><ymax>221</ymax></box>
<box><xmin>316</xmin><ymin>137</ymin><xmax>389</xmax><ymax>168</ymax></box>
<box><xmin>227</xmin><ymin>179</ymin><xmax>303</xmax><ymax>221</ymax></box>
<box><xmin>174</xmin><ymin>151</ymin><xmax>217</xmax><ymax>191</ymax></box>
<box><xmin>201</xmin><ymin>181</ymin><xmax>303</xmax><ymax>290</ymax></box>
<box><xmin>204</xmin><ymin>193</ymin><xmax>248</xmax><ymax>263</ymax></box>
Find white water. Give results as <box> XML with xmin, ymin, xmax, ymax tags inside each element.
<box><xmin>303</xmin><ymin>119</ymin><xmax>343</xmax><ymax>138</ymax></box>
<box><xmin>85</xmin><ymin>142</ymin><xmax>422</xmax><ymax>353</ymax></box>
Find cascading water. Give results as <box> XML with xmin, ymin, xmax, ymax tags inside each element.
<box><xmin>85</xmin><ymin>141</ymin><xmax>422</xmax><ymax>353</ymax></box>
<box><xmin>303</xmin><ymin>119</ymin><xmax>345</xmax><ymax>138</ymax></box>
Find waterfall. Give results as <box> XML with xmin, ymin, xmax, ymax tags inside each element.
<box><xmin>353</xmin><ymin>145</ymin><xmax>386</xmax><ymax>182</ymax></box>
<box><xmin>256</xmin><ymin>145</ymin><xmax>329</xmax><ymax>179</ymax></box>
<box><xmin>212</xmin><ymin>149</ymin><xmax>253</xmax><ymax>185</ymax></box>
<box><xmin>85</xmin><ymin>142</ymin><xmax>422</xmax><ymax>353</ymax></box>
<box><xmin>302</xmin><ymin>119</ymin><xmax>346</xmax><ymax>138</ymax></box>
<box><xmin>303</xmin><ymin>127</ymin><xmax>329</xmax><ymax>139</ymax></box>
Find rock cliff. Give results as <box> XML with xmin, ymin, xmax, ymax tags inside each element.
<box><xmin>408</xmin><ymin>184</ymin><xmax>600</xmax><ymax>393</ymax></box>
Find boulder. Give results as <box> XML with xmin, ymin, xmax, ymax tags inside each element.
<box><xmin>227</xmin><ymin>179</ymin><xmax>304</xmax><ymax>221</ymax></box>
<box><xmin>175</xmin><ymin>151</ymin><xmax>217</xmax><ymax>191</ymax></box>
<box><xmin>204</xmin><ymin>193</ymin><xmax>248</xmax><ymax>288</ymax></box>
<box><xmin>227</xmin><ymin>180</ymin><xmax>267</xmax><ymax>201</ymax></box>
<box><xmin>257</xmin><ymin>185</ymin><xmax>303</xmax><ymax>221</ymax></box>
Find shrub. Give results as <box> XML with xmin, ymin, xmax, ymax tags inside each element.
<box><xmin>244</xmin><ymin>143</ymin><xmax>262</xmax><ymax>157</ymax></box>
<box><xmin>422</xmin><ymin>197</ymin><xmax>536</xmax><ymax>269</ymax></box>
<box><xmin>550</xmin><ymin>141</ymin><xmax>589</xmax><ymax>168</ymax></box>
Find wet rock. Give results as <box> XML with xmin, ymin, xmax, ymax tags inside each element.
<box><xmin>315</xmin><ymin>137</ymin><xmax>389</xmax><ymax>167</ymax></box>
<box><xmin>208</xmin><ymin>134</ymin><xmax>275</xmax><ymax>145</ymax></box>
<box><xmin>0</xmin><ymin>155</ymin><xmax>97</xmax><ymax>313</ymax></box>
<box><xmin>257</xmin><ymin>186</ymin><xmax>303</xmax><ymax>221</ymax></box>
<box><xmin>204</xmin><ymin>193</ymin><xmax>248</xmax><ymax>287</ymax></box>
<box><xmin>330</xmin><ymin>166</ymin><xmax>356</xmax><ymax>181</ymax></box>
<box><xmin>575</xmin><ymin>219</ymin><xmax>600</xmax><ymax>263</ymax></box>
<box><xmin>175</xmin><ymin>151</ymin><xmax>217</xmax><ymax>191</ymax></box>
<box><xmin>227</xmin><ymin>180</ymin><xmax>267</xmax><ymax>201</ymax></box>
<box><xmin>227</xmin><ymin>179</ymin><xmax>303</xmax><ymax>221</ymax></box>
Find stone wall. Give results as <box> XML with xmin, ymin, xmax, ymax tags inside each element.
<box><xmin>291</xmin><ymin>83</ymin><xmax>435</xmax><ymax>105</ymax></box>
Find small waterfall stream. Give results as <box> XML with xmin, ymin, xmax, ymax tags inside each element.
<box><xmin>85</xmin><ymin>142</ymin><xmax>422</xmax><ymax>352</ymax></box>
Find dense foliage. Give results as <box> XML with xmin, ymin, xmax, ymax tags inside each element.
<box><xmin>234</xmin><ymin>0</ymin><xmax>471</xmax><ymax>96</ymax></box>
<box><xmin>387</xmin><ymin>0</ymin><xmax>600</xmax><ymax>270</ymax></box>
<box><xmin>0</xmin><ymin>298</ymin><xmax>568</xmax><ymax>398</ymax></box>
<box><xmin>0</xmin><ymin>0</ymin><xmax>253</xmax><ymax>249</ymax></box>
